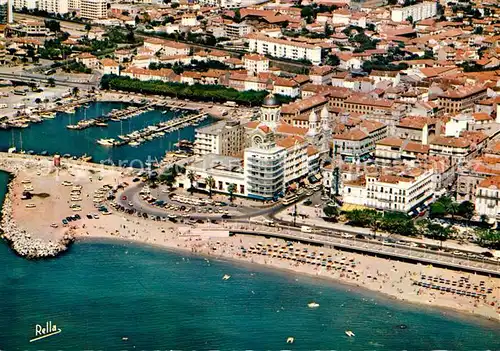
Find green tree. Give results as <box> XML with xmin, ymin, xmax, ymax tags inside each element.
<box><xmin>205</xmin><ymin>176</ymin><xmax>215</xmax><ymax>198</ymax></box>
<box><xmin>47</xmin><ymin>77</ymin><xmax>55</xmax><ymax>87</ymax></box>
<box><xmin>406</xmin><ymin>16</ymin><xmax>413</xmax><ymax>24</ymax></box>
<box><xmin>233</xmin><ymin>9</ymin><xmax>241</xmax><ymax>23</ymax></box>
<box><xmin>425</xmin><ymin>222</ymin><xmax>452</xmax><ymax>248</ymax></box>
<box><xmin>475</xmin><ymin>229</ymin><xmax>500</xmax><ymax>249</ymax></box>
<box><xmin>227</xmin><ymin>183</ymin><xmax>236</xmax><ymax>202</ymax></box>
<box><xmin>72</xmin><ymin>86</ymin><xmax>79</xmax><ymax>97</ymax></box>
<box><xmin>85</xmin><ymin>23</ymin><xmax>92</xmax><ymax>35</ymax></box>
<box><xmin>323</xmin><ymin>205</ymin><xmax>339</xmax><ymax>220</ymax></box>
<box><xmin>458</xmin><ymin>201</ymin><xmax>475</xmax><ymax>223</ymax></box>
<box><xmin>325</xmin><ymin>54</ymin><xmax>340</xmax><ymax>66</ymax></box>
<box><xmin>187</xmin><ymin>170</ymin><xmax>196</xmax><ymax>194</ymax></box>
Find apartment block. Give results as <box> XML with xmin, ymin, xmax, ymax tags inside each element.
<box><xmin>246</xmin><ymin>34</ymin><xmax>322</xmax><ymax>65</ymax></box>
<box><xmin>80</xmin><ymin>0</ymin><xmax>107</xmax><ymax>20</ymax></box>
<box><xmin>194</xmin><ymin>120</ymin><xmax>245</xmax><ymax>157</ymax></box>
<box><xmin>391</xmin><ymin>1</ymin><xmax>437</xmax><ymax>22</ymax></box>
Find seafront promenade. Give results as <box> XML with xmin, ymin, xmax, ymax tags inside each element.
<box><xmin>228</xmin><ymin>227</ymin><xmax>500</xmax><ymax>277</ymax></box>
<box><xmin>0</xmin><ymin>153</ymin><xmax>498</xmax><ymax>276</ymax></box>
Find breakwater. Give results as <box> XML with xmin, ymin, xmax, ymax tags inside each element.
<box><xmin>0</xmin><ymin>173</ymin><xmax>73</xmax><ymax>259</ymax></box>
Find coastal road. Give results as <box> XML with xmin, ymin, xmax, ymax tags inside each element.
<box><xmin>115</xmin><ymin>182</ymin><xmax>500</xmax><ymax>273</ymax></box>
<box><xmin>229</xmin><ymin>228</ymin><xmax>500</xmax><ymax>278</ymax></box>
<box><xmin>0</xmin><ymin>72</ymin><xmax>100</xmax><ymax>89</ymax></box>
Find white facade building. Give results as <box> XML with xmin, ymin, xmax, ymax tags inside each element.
<box><xmin>243</xmin><ymin>54</ymin><xmax>269</xmax><ymax>75</ymax></box>
<box><xmin>247</xmin><ymin>34</ymin><xmax>322</xmax><ymax>65</ymax></box>
<box><xmin>475</xmin><ymin>176</ymin><xmax>500</xmax><ymax>221</ymax></box>
<box><xmin>391</xmin><ymin>1</ymin><xmax>437</xmax><ymax>22</ymax></box>
<box><xmin>364</xmin><ymin>168</ymin><xmax>434</xmax><ymax>212</ymax></box>
<box><xmin>80</xmin><ymin>0</ymin><xmax>107</xmax><ymax>20</ymax></box>
<box><xmin>13</xmin><ymin>0</ymin><xmax>36</xmax><ymax>11</ymax></box>
<box><xmin>194</xmin><ymin>120</ymin><xmax>245</xmax><ymax>157</ymax></box>
<box><xmin>276</xmin><ymin>136</ymin><xmax>309</xmax><ymax>186</ymax></box>
<box><xmin>342</xmin><ymin>168</ymin><xmax>434</xmax><ymax>213</ymax></box>
<box><xmin>39</xmin><ymin>0</ymin><xmax>68</xmax><ymax>14</ymax></box>
<box><xmin>244</xmin><ymin>126</ymin><xmax>286</xmax><ymax>201</ymax></box>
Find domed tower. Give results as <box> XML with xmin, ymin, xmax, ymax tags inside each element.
<box><xmin>306</xmin><ymin>110</ymin><xmax>319</xmax><ymax>136</ymax></box>
<box><xmin>260</xmin><ymin>94</ymin><xmax>281</xmax><ymax>129</ymax></box>
<box><xmin>320</xmin><ymin>106</ymin><xmax>330</xmax><ymax>131</ymax></box>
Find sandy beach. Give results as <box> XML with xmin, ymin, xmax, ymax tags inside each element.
<box><xmin>1</xmin><ymin>156</ymin><xmax>499</xmax><ymax>322</ymax></box>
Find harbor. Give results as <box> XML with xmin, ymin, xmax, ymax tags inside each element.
<box><xmin>66</xmin><ymin>104</ymin><xmax>156</xmax><ymax>130</ymax></box>
<box><xmin>97</xmin><ymin>112</ymin><xmax>209</xmax><ymax>148</ymax></box>
<box><xmin>0</xmin><ymin>101</ymin><xmax>215</xmax><ymax>166</ymax></box>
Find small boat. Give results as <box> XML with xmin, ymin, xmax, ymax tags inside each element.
<box><xmin>97</xmin><ymin>138</ymin><xmax>115</xmax><ymax>147</ymax></box>
<box><xmin>345</xmin><ymin>330</ymin><xmax>355</xmax><ymax>337</ymax></box>
<box><xmin>96</xmin><ymin>122</ymin><xmax>108</xmax><ymax>127</ymax></box>
<box><xmin>7</xmin><ymin>147</ymin><xmax>16</xmax><ymax>154</ymax></box>
<box><xmin>307</xmin><ymin>302</ymin><xmax>319</xmax><ymax>308</ymax></box>
<box><xmin>122</xmin><ymin>337</ymin><xmax>128</xmax><ymax>341</ymax></box>
<box><xmin>222</xmin><ymin>274</ymin><xmax>231</xmax><ymax>280</ymax></box>
<box><xmin>67</xmin><ymin>125</ymin><xmax>79</xmax><ymax>130</ymax></box>
<box><xmin>286</xmin><ymin>337</ymin><xmax>294</xmax><ymax>344</ymax></box>
<box><xmin>80</xmin><ymin>154</ymin><xmax>92</xmax><ymax>162</ymax></box>
<box><xmin>129</xmin><ymin>141</ymin><xmax>140</xmax><ymax>147</ymax></box>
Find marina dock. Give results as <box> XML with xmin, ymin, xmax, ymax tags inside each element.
<box><xmin>66</xmin><ymin>104</ymin><xmax>156</xmax><ymax>131</ymax></box>
<box><xmin>97</xmin><ymin>113</ymin><xmax>208</xmax><ymax>147</ymax></box>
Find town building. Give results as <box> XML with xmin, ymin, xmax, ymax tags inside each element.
<box><xmin>39</xmin><ymin>0</ymin><xmax>68</xmax><ymax>14</ymax></box>
<box><xmin>242</xmin><ymin>54</ymin><xmax>269</xmax><ymax>75</ymax></box>
<box><xmin>246</xmin><ymin>33</ymin><xmax>322</xmax><ymax>65</ymax></box>
<box><xmin>0</xmin><ymin>0</ymin><xmax>13</xmax><ymax>24</ymax></box>
<box><xmin>438</xmin><ymin>85</ymin><xmax>488</xmax><ymax>114</ymax></box>
<box><xmin>342</xmin><ymin>167</ymin><xmax>434</xmax><ymax>213</ymax></box>
<box><xmin>193</xmin><ymin>120</ymin><xmax>245</xmax><ymax>157</ymax></box>
<box><xmin>244</xmin><ymin>125</ymin><xmax>286</xmax><ymax>200</ymax></box>
<box><xmin>80</xmin><ymin>0</ymin><xmax>107</xmax><ymax>20</ymax></box>
<box><xmin>475</xmin><ymin>175</ymin><xmax>500</xmax><ymax>222</ymax></box>
<box><xmin>391</xmin><ymin>1</ymin><xmax>437</xmax><ymax>23</ymax></box>
<box><xmin>100</xmin><ymin>58</ymin><xmax>119</xmax><ymax>75</ymax></box>
<box><xmin>276</xmin><ymin>135</ymin><xmax>309</xmax><ymax>186</ymax></box>
<box><xmin>224</xmin><ymin>21</ymin><xmax>253</xmax><ymax>39</ymax></box>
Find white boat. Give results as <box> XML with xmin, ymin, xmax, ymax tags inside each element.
<box><xmin>286</xmin><ymin>337</ymin><xmax>294</xmax><ymax>344</ymax></box>
<box><xmin>345</xmin><ymin>330</ymin><xmax>355</xmax><ymax>337</ymax></box>
<box><xmin>129</xmin><ymin>141</ymin><xmax>140</xmax><ymax>147</ymax></box>
<box><xmin>307</xmin><ymin>302</ymin><xmax>320</xmax><ymax>308</ymax></box>
<box><xmin>97</xmin><ymin>138</ymin><xmax>115</xmax><ymax>146</ymax></box>
<box><xmin>7</xmin><ymin>147</ymin><xmax>16</xmax><ymax>153</ymax></box>
<box><xmin>222</xmin><ymin>274</ymin><xmax>231</xmax><ymax>280</ymax></box>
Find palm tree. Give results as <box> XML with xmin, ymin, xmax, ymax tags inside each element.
<box><xmin>447</xmin><ymin>202</ymin><xmax>459</xmax><ymax>220</ymax></box>
<box><xmin>205</xmin><ymin>176</ymin><xmax>215</xmax><ymax>198</ymax></box>
<box><xmin>187</xmin><ymin>170</ymin><xmax>196</xmax><ymax>195</ymax></box>
<box><xmin>480</xmin><ymin>214</ymin><xmax>488</xmax><ymax>226</ymax></box>
<box><xmin>85</xmin><ymin>23</ymin><xmax>92</xmax><ymax>36</ymax></box>
<box><xmin>227</xmin><ymin>183</ymin><xmax>236</xmax><ymax>203</ymax></box>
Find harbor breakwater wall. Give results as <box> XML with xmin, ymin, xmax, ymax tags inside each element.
<box><xmin>0</xmin><ymin>169</ymin><xmax>73</xmax><ymax>259</ymax></box>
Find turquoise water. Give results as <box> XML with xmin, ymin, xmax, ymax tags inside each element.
<box><xmin>0</xmin><ymin>102</ymin><xmax>214</xmax><ymax>166</ymax></box>
<box><xmin>0</xmin><ymin>175</ymin><xmax>499</xmax><ymax>350</ymax></box>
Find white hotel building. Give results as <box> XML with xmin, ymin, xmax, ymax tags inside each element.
<box><xmin>246</xmin><ymin>34</ymin><xmax>322</xmax><ymax>65</ymax></box>
<box><xmin>391</xmin><ymin>1</ymin><xmax>437</xmax><ymax>23</ymax></box>
<box><xmin>244</xmin><ymin>126</ymin><xmax>286</xmax><ymax>201</ymax></box>
<box><xmin>343</xmin><ymin>168</ymin><xmax>434</xmax><ymax>213</ymax></box>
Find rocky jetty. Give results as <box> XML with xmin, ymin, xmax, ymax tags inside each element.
<box><xmin>0</xmin><ymin>176</ymin><xmax>74</xmax><ymax>259</ymax></box>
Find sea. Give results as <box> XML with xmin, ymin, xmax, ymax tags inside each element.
<box><xmin>0</xmin><ymin>102</ymin><xmax>215</xmax><ymax>166</ymax></box>
<box><xmin>0</xmin><ymin>106</ymin><xmax>499</xmax><ymax>349</ymax></box>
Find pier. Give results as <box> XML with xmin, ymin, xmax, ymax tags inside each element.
<box><xmin>66</xmin><ymin>103</ymin><xmax>156</xmax><ymax>131</ymax></box>
<box><xmin>97</xmin><ymin>113</ymin><xmax>209</xmax><ymax>148</ymax></box>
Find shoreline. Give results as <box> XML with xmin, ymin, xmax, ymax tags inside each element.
<box><xmin>0</xmin><ymin>163</ymin><xmax>499</xmax><ymax>323</ymax></box>
<box><xmin>76</xmin><ymin>235</ymin><xmax>500</xmax><ymax>327</ymax></box>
